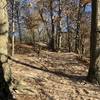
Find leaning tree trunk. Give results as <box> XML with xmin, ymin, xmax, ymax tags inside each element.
<box><xmin>0</xmin><ymin>0</ymin><xmax>12</xmax><ymax>99</ymax></box>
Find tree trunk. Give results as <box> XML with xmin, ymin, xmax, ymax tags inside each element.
<box><xmin>66</xmin><ymin>16</ymin><xmax>71</xmax><ymax>52</ymax></box>
<box><xmin>94</xmin><ymin>0</ymin><xmax>100</xmax><ymax>84</ymax></box>
<box><xmin>0</xmin><ymin>0</ymin><xmax>12</xmax><ymax>99</ymax></box>
<box><xmin>57</xmin><ymin>0</ymin><xmax>61</xmax><ymax>52</ymax></box>
<box><xmin>87</xmin><ymin>0</ymin><xmax>98</xmax><ymax>83</ymax></box>
<box><xmin>10</xmin><ymin>0</ymin><xmax>15</xmax><ymax>56</ymax></box>
<box><xmin>75</xmin><ymin>0</ymin><xmax>82</xmax><ymax>53</ymax></box>
<box><xmin>16</xmin><ymin>1</ymin><xmax>22</xmax><ymax>43</ymax></box>
<box><xmin>48</xmin><ymin>0</ymin><xmax>55</xmax><ymax>51</ymax></box>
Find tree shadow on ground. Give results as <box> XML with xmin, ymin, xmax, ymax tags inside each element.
<box><xmin>12</xmin><ymin>58</ymin><xmax>87</xmax><ymax>83</ymax></box>
<box><xmin>0</xmin><ymin>63</ymin><xmax>14</xmax><ymax>100</ymax></box>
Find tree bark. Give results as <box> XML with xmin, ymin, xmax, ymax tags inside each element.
<box><xmin>57</xmin><ymin>0</ymin><xmax>61</xmax><ymax>51</ymax></box>
<box><xmin>16</xmin><ymin>1</ymin><xmax>22</xmax><ymax>43</ymax></box>
<box><xmin>10</xmin><ymin>0</ymin><xmax>15</xmax><ymax>56</ymax></box>
<box><xmin>48</xmin><ymin>0</ymin><xmax>55</xmax><ymax>51</ymax></box>
<box><xmin>87</xmin><ymin>0</ymin><xmax>97</xmax><ymax>82</ymax></box>
<box><xmin>75</xmin><ymin>0</ymin><xmax>82</xmax><ymax>53</ymax></box>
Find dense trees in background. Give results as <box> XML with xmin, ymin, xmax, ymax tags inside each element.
<box><xmin>0</xmin><ymin>1</ymin><xmax>100</xmax><ymax>99</ymax></box>
<box><xmin>8</xmin><ymin>0</ymin><xmax>91</xmax><ymax>55</ymax></box>
<box><xmin>0</xmin><ymin>0</ymin><xmax>99</xmax><ymax>92</ymax></box>
<box><xmin>7</xmin><ymin>0</ymin><xmax>99</xmax><ymax>84</ymax></box>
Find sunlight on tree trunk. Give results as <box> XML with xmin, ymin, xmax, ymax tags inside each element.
<box><xmin>11</xmin><ymin>0</ymin><xmax>15</xmax><ymax>56</ymax></box>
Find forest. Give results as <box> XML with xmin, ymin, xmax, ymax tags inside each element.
<box><xmin>0</xmin><ymin>0</ymin><xmax>100</xmax><ymax>100</ymax></box>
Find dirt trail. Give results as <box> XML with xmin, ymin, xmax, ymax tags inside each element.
<box><xmin>10</xmin><ymin>44</ymin><xmax>100</xmax><ymax>100</ymax></box>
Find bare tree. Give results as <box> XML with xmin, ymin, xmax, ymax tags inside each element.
<box><xmin>15</xmin><ymin>1</ymin><xmax>22</xmax><ymax>43</ymax></box>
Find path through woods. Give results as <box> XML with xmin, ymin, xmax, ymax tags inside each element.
<box><xmin>9</xmin><ymin>44</ymin><xmax>100</xmax><ymax>100</ymax></box>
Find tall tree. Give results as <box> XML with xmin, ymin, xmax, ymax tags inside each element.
<box><xmin>87</xmin><ymin>0</ymin><xmax>97</xmax><ymax>81</ymax></box>
<box><xmin>15</xmin><ymin>1</ymin><xmax>22</xmax><ymax>43</ymax></box>
<box><xmin>10</xmin><ymin>0</ymin><xmax>15</xmax><ymax>56</ymax></box>
<box><xmin>49</xmin><ymin>0</ymin><xmax>55</xmax><ymax>51</ymax></box>
<box><xmin>75</xmin><ymin>0</ymin><xmax>82</xmax><ymax>53</ymax></box>
<box><xmin>56</xmin><ymin>0</ymin><xmax>62</xmax><ymax>51</ymax></box>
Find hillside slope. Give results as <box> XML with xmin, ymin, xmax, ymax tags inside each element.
<box><xmin>10</xmin><ymin>44</ymin><xmax>100</xmax><ymax>100</ymax></box>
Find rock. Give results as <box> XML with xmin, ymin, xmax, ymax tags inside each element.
<box><xmin>2</xmin><ymin>62</ymin><xmax>11</xmax><ymax>83</ymax></box>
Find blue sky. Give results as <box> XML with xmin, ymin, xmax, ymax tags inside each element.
<box><xmin>85</xmin><ymin>4</ymin><xmax>91</xmax><ymax>12</ymax></box>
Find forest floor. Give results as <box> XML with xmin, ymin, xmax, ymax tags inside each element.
<box><xmin>10</xmin><ymin>44</ymin><xmax>100</xmax><ymax>100</ymax></box>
